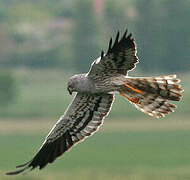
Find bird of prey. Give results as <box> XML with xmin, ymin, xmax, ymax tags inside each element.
<box><xmin>7</xmin><ymin>29</ymin><xmax>183</xmax><ymax>175</ymax></box>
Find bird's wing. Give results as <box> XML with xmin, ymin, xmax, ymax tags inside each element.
<box><xmin>6</xmin><ymin>93</ymin><xmax>114</xmax><ymax>175</ymax></box>
<box><xmin>88</xmin><ymin>29</ymin><xmax>138</xmax><ymax>78</ymax></box>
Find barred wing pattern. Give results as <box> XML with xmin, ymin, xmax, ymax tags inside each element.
<box><xmin>6</xmin><ymin>93</ymin><xmax>114</xmax><ymax>175</ymax></box>
<box><xmin>88</xmin><ymin>29</ymin><xmax>138</xmax><ymax>78</ymax></box>
<box><xmin>129</xmin><ymin>75</ymin><xmax>183</xmax><ymax>118</ymax></box>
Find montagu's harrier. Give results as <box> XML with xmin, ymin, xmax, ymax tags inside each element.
<box><xmin>7</xmin><ymin>29</ymin><xmax>183</xmax><ymax>175</ymax></box>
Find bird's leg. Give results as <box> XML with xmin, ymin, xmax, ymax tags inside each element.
<box><xmin>119</xmin><ymin>91</ymin><xmax>141</xmax><ymax>104</ymax></box>
<box><xmin>124</xmin><ymin>83</ymin><xmax>144</xmax><ymax>95</ymax></box>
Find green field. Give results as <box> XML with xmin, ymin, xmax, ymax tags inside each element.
<box><xmin>1</xmin><ymin>120</ymin><xmax>190</xmax><ymax>180</ymax></box>
<box><xmin>0</xmin><ymin>69</ymin><xmax>190</xmax><ymax>180</ymax></box>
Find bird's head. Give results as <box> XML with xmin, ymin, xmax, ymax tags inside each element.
<box><xmin>67</xmin><ymin>75</ymin><xmax>78</xmax><ymax>95</ymax></box>
<box><xmin>67</xmin><ymin>81</ymin><xmax>74</xmax><ymax>95</ymax></box>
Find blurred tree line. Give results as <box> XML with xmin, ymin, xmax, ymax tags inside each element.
<box><xmin>0</xmin><ymin>0</ymin><xmax>189</xmax><ymax>73</ymax></box>
<box><xmin>0</xmin><ymin>70</ymin><xmax>16</xmax><ymax>105</ymax></box>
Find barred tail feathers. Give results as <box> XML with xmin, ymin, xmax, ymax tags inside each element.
<box><xmin>118</xmin><ymin>75</ymin><xmax>183</xmax><ymax>118</ymax></box>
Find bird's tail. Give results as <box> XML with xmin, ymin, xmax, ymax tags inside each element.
<box><xmin>117</xmin><ymin>75</ymin><xmax>183</xmax><ymax>118</ymax></box>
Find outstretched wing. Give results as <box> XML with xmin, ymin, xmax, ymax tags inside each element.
<box><xmin>88</xmin><ymin>29</ymin><xmax>138</xmax><ymax>78</ymax></box>
<box><xmin>7</xmin><ymin>93</ymin><xmax>114</xmax><ymax>175</ymax></box>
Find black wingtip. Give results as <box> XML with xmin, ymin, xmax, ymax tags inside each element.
<box><xmin>108</xmin><ymin>38</ymin><xmax>112</xmax><ymax>50</ymax></box>
<box><xmin>112</xmin><ymin>31</ymin><xmax>120</xmax><ymax>48</ymax></box>
<box><xmin>127</xmin><ymin>33</ymin><xmax>132</xmax><ymax>40</ymax></box>
<box><xmin>16</xmin><ymin>160</ymin><xmax>31</xmax><ymax>168</ymax></box>
<box><xmin>115</xmin><ymin>31</ymin><xmax>120</xmax><ymax>43</ymax></box>
<box><xmin>6</xmin><ymin>166</ymin><xmax>30</xmax><ymax>175</ymax></box>
<box><xmin>122</xmin><ymin>29</ymin><xmax>128</xmax><ymax>39</ymax></box>
<box><xmin>105</xmin><ymin>28</ymin><xmax>136</xmax><ymax>55</ymax></box>
<box><xmin>101</xmin><ymin>50</ymin><xmax>104</xmax><ymax>58</ymax></box>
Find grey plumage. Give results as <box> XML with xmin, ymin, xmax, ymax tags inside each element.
<box><xmin>7</xmin><ymin>29</ymin><xmax>183</xmax><ymax>175</ymax></box>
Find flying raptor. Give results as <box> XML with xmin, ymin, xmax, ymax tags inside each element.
<box><xmin>7</xmin><ymin>29</ymin><xmax>183</xmax><ymax>175</ymax></box>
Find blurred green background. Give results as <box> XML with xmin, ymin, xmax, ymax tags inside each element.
<box><xmin>0</xmin><ymin>0</ymin><xmax>189</xmax><ymax>179</ymax></box>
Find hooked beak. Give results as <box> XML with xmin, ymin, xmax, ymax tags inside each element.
<box><xmin>67</xmin><ymin>86</ymin><xmax>73</xmax><ymax>95</ymax></box>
